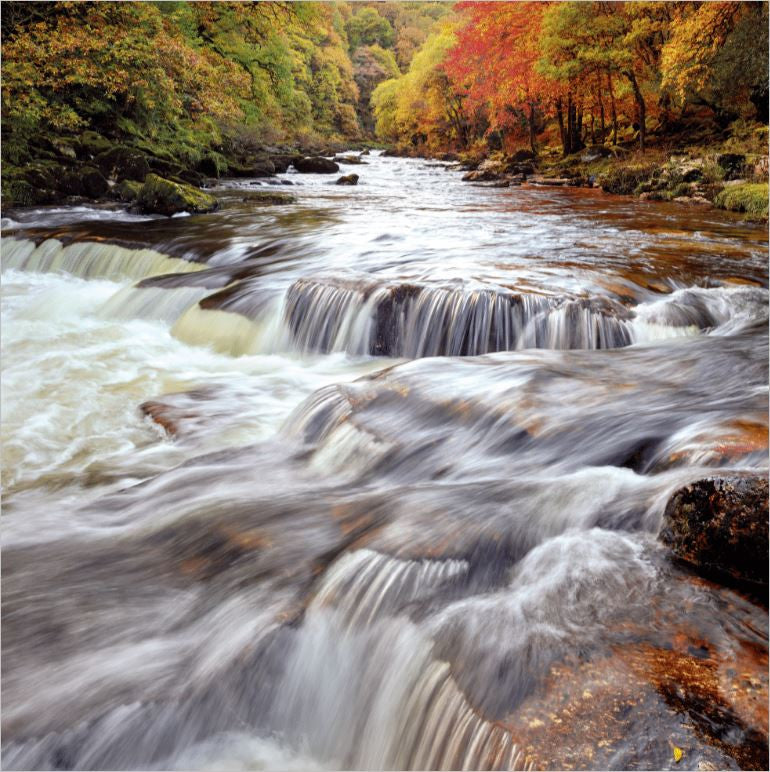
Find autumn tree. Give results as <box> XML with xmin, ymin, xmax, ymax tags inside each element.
<box><xmin>445</xmin><ymin>2</ymin><xmax>548</xmax><ymax>154</ymax></box>
<box><xmin>661</xmin><ymin>1</ymin><xmax>769</xmax><ymax>124</ymax></box>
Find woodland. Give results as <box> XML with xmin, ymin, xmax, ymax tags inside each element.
<box><xmin>1</xmin><ymin>2</ymin><xmax>768</xmax><ymax>216</ymax></box>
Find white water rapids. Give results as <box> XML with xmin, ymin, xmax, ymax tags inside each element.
<box><xmin>1</xmin><ymin>154</ymin><xmax>768</xmax><ymax>770</ymax></box>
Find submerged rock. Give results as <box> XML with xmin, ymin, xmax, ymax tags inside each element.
<box><xmin>240</xmin><ymin>191</ymin><xmax>296</xmax><ymax>205</ymax></box>
<box><xmin>336</xmin><ymin>174</ymin><xmax>359</xmax><ymax>186</ymax></box>
<box><xmin>334</xmin><ymin>155</ymin><xmax>366</xmax><ymax>165</ymax></box>
<box><xmin>135</xmin><ymin>173</ymin><xmax>218</xmax><ymax>216</ymax></box>
<box><xmin>660</xmin><ymin>475</ymin><xmax>769</xmax><ymax>588</ymax></box>
<box><xmin>293</xmin><ymin>156</ymin><xmax>340</xmax><ymax>174</ymax></box>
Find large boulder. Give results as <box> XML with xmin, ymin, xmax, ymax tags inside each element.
<box><xmin>95</xmin><ymin>146</ymin><xmax>150</xmax><ymax>182</ymax></box>
<box><xmin>269</xmin><ymin>154</ymin><xmax>299</xmax><ymax>174</ymax></box>
<box><xmin>135</xmin><ymin>174</ymin><xmax>218</xmax><ymax>216</ymax></box>
<box><xmin>293</xmin><ymin>156</ymin><xmax>339</xmax><ymax>174</ymax></box>
<box><xmin>228</xmin><ymin>159</ymin><xmax>275</xmax><ymax>178</ymax></box>
<box><xmin>462</xmin><ymin>169</ymin><xmax>502</xmax><ymax>182</ymax></box>
<box><xmin>60</xmin><ymin>165</ymin><xmax>110</xmax><ymax>198</ymax></box>
<box><xmin>659</xmin><ymin>475</ymin><xmax>768</xmax><ymax>587</ymax></box>
<box><xmin>509</xmin><ymin>149</ymin><xmax>536</xmax><ymax>163</ymax></box>
<box><xmin>74</xmin><ymin>130</ymin><xmax>113</xmax><ymax>159</ymax></box>
<box><xmin>716</xmin><ymin>153</ymin><xmax>746</xmax><ymax>180</ymax></box>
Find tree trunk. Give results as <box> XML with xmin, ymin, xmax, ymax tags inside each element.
<box><xmin>607</xmin><ymin>70</ymin><xmax>618</xmax><ymax>145</ymax></box>
<box><xmin>575</xmin><ymin>106</ymin><xmax>584</xmax><ymax>150</ymax></box>
<box><xmin>566</xmin><ymin>93</ymin><xmax>574</xmax><ymax>155</ymax></box>
<box><xmin>597</xmin><ymin>76</ymin><xmax>605</xmax><ymax>140</ymax></box>
<box><xmin>528</xmin><ymin>102</ymin><xmax>537</xmax><ymax>155</ymax></box>
<box><xmin>625</xmin><ymin>70</ymin><xmax>646</xmax><ymax>152</ymax></box>
<box><xmin>556</xmin><ymin>98</ymin><xmax>567</xmax><ymax>156</ymax></box>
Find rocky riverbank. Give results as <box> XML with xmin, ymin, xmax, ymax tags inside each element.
<box><xmin>387</xmin><ymin>137</ymin><xmax>769</xmax><ymax>222</ymax></box>
<box><xmin>0</xmin><ymin>129</ymin><xmax>373</xmax><ymax>215</ymax></box>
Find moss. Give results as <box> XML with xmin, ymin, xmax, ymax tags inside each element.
<box><xmin>114</xmin><ymin>179</ymin><xmax>143</xmax><ymax>203</ymax></box>
<box><xmin>714</xmin><ymin>183</ymin><xmax>769</xmax><ymax>220</ymax></box>
<box><xmin>599</xmin><ymin>163</ymin><xmax>659</xmax><ymax>195</ymax></box>
<box><xmin>135</xmin><ymin>173</ymin><xmax>218</xmax><ymax>216</ymax></box>
<box><xmin>76</xmin><ymin>130</ymin><xmax>113</xmax><ymax>157</ymax></box>
<box><xmin>1</xmin><ymin>177</ymin><xmax>57</xmax><ymax>207</ymax></box>
<box><xmin>241</xmin><ymin>191</ymin><xmax>297</xmax><ymax>205</ymax></box>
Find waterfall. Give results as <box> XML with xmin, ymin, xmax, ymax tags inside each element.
<box><xmin>281</xmin><ymin>278</ymin><xmax>636</xmax><ymax>356</ymax></box>
<box><xmin>2</xmin><ymin>237</ymin><xmax>203</xmax><ymax>281</ymax></box>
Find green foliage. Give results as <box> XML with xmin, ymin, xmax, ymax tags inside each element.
<box><xmin>598</xmin><ymin>163</ymin><xmax>659</xmax><ymax>195</ymax></box>
<box><xmin>372</xmin><ymin>27</ymin><xmax>463</xmax><ymax>150</ymax></box>
<box><xmin>346</xmin><ymin>7</ymin><xmax>395</xmax><ymax>51</ymax></box>
<box><xmin>714</xmin><ymin>183</ymin><xmax>769</xmax><ymax>218</ymax></box>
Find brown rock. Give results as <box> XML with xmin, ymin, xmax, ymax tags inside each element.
<box><xmin>659</xmin><ymin>475</ymin><xmax>768</xmax><ymax>587</ymax></box>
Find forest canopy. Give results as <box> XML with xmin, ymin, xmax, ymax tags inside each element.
<box><xmin>1</xmin><ymin>0</ymin><xmax>767</xmax><ymax>178</ymax></box>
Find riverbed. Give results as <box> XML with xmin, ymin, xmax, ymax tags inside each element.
<box><xmin>2</xmin><ymin>154</ymin><xmax>768</xmax><ymax>770</ymax></box>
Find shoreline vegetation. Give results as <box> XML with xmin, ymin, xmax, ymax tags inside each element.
<box><xmin>2</xmin><ymin>2</ymin><xmax>767</xmax><ymax>220</ymax></box>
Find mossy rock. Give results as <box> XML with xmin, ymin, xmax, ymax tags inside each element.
<box><xmin>714</xmin><ymin>182</ymin><xmax>769</xmax><ymax>220</ymax></box>
<box><xmin>75</xmin><ymin>130</ymin><xmax>113</xmax><ymax>159</ymax></box>
<box><xmin>20</xmin><ymin>161</ymin><xmax>69</xmax><ymax>191</ymax></box>
<box><xmin>136</xmin><ymin>173</ymin><xmax>218</xmax><ymax>216</ymax></box>
<box><xmin>95</xmin><ymin>146</ymin><xmax>150</xmax><ymax>182</ymax></box>
<box><xmin>240</xmin><ymin>191</ymin><xmax>296</xmax><ymax>205</ymax></box>
<box><xmin>114</xmin><ymin>179</ymin><xmax>143</xmax><ymax>203</ymax></box>
<box><xmin>599</xmin><ymin>163</ymin><xmax>659</xmax><ymax>195</ymax></box>
<box><xmin>175</xmin><ymin>169</ymin><xmax>205</xmax><ymax>187</ymax></box>
<box><xmin>60</xmin><ymin>166</ymin><xmax>110</xmax><ymax>198</ymax></box>
<box><xmin>1</xmin><ymin>177</ymin><xmax>59</xmax><ymax>207</ymax></box>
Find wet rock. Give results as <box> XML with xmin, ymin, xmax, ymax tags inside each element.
<box><xmin>268</xmin><ymin>154</ymin><xmax>299</xmax><ymax>174</ymax></box>
<box><xmin>293</xmin><ymin>156</ymin><xmax>339</xmax><ymax>174</ymax></box>
<box><xmin>175</xmin><ymin>169</ymin><xmax>205</xmax><ymax>188</ymax></box>
<box><xmin>529</xmin><ymin>176</ymin><xmax>580</xmax><ymax>187</ymax></box>
<box><xmin>240</xmin><ymin>191</ymin><xmax>296</xmax><ymax>205</ymax></box>
<box><xmin>228</xmin><ymin>159</ymin><xmax>275</xmax><ymax>178</ymax></box>
<box><xmin>135</xmin><ymin>173</ymin><xmax>218</xmax><ymax>216</ymax></box>
<box><xmin>660</xmin><ymin>475</ymin><xmax>768</xmax><ymax>588</ymax></box>
<box><xmin>462</xmin><ymin>169</ymin><xmax>502</xmax><ymax>182</ymax></box>
<box><xmin>114</xmin><ymin>179</ymin><xmax>143</xmax><ymax>203</ymax></box>
<box><xmin>334</xmin><ymin>155</ymin><xmax>366</xmax><ymax>165</ymax></box>
<box><xmin>195</xmin><ymin>155</ymin><xmax>221</xmax><ymax>178</ymax></box>
<box><xmin>506</xmin><ymin>162</ymin><xmax>535</xmax><ymax>176</ymax></box>
<box><xmin>95</xmin><ymin>146</ymin><xmax>150</xmax><ymax>182</ymax></box>
<box><xmin>61</xmin><ymin>165</ymin><xmax>110</xmax><ymax>198</ymax></box>
<box><xmin>336</xmin><ymin>174</ymin><xmax>359</xmax><ymax>186</ymax></box>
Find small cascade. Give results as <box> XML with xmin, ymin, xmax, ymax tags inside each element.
<box><xmin>97</xmin><ymin>285</ymin><xmax>211</xmax><ymax>324</ymax></box>
<box><xmin>270</xmin><ymin>548</ymin><xmax>530</xmax><ymax>771</ymax></box>
<box><xmin>312</xmin><ymin>548</ymin><xmax>469</xmax><ymax>627</ymax></box>
<box><xmin>281</xmin><ymin>278</ymin><xmax>637</xmax><ymax>357</ymax></box>
<box><xmin>1</xmin><ymin>237</ymin><xmax>203</xmax><ymax>281</ymax></box>
<box><xmin>633</xmin><ymin>285</ymin><xmax>769</xmax><ymax>335</ymax></box>
<box><xmin>170</xmin><ymin>298</ymin><xmax>290</xmax><ymax>357</ymax></box>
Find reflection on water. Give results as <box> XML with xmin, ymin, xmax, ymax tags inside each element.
<box><xmin>1</xmin><ymin>154</ymin><xmax>768</xmax><ymax>771</ymax></box>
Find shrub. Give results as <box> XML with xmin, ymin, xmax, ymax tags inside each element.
<box><xmin>714</xmin><ymin>183</ymin><xmax>769</xmax><ymax>219</ymax></box>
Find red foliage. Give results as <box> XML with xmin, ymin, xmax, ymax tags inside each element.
<box><xmin>444</xmin><ymin>2</ymin><xmax>552</xmax><ymax>137</ymax></box>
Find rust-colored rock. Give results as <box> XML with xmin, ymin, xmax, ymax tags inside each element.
<box><xmin>660</xmin><ymin>475</ymin><xmax>768</xmax><ymax>587</ymax></box>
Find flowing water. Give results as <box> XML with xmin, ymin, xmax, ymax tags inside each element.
<box><xmin>2</xmin><ymin>155</ymin><xmax>768</xmax><ymax>771</ymax></box>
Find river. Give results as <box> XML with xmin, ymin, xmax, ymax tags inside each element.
<box><xmin>2</xmin><ymin>154</ymin><xmax>768</xmax><ymax>770</ymax></box>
